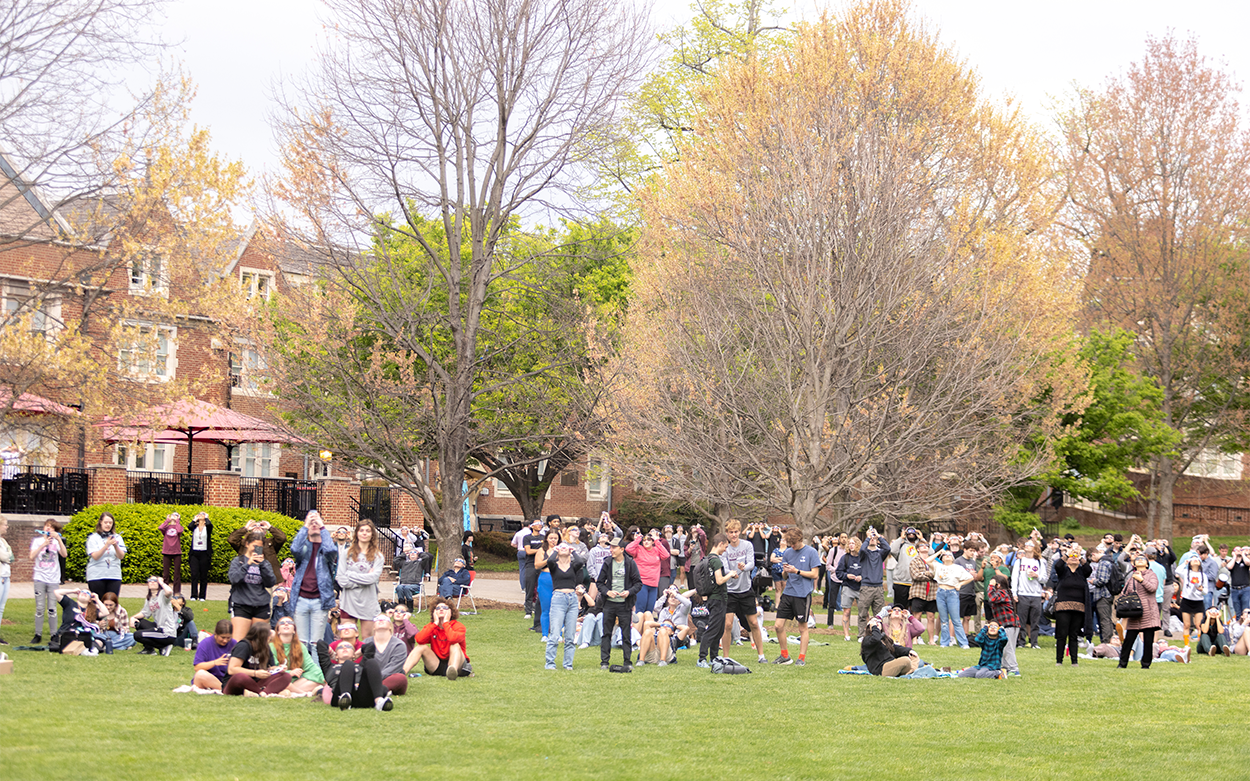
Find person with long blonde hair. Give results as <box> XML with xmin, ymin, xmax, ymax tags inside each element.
<box><xmin>336</xmin><ymin>521</ymin><xmax>385</xmax><ymax>639</ymax></box>
<box><xmin>271</xmin><ymin>615</ymin><xmax>324</xmax><ymax>696</ymax></box>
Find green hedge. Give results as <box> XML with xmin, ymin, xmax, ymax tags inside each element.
<box><xmin>476</xmin><ymin>530</ymin><xmax>516</xmax><ymax>560</ymax></box>
<box><xmin>64</xmin><ymin>504</ymin><xmax>305</xmax><ymax>585</ymax></box>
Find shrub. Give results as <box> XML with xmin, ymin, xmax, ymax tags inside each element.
<box><xmin>476</xmin><ymin>530</ymin><xmax>516</xmax><ymax>560</ymax></box>
<box><xmin>1060</xmin><ymin>517</ymin><xmax>1080</xmax><ymax>531</ymax></box>
<box><xmin>63</xmin><ymin>504</ymin><xmax>306</xmax><ymax>584</ymax></box>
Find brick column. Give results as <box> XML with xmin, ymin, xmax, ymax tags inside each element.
<box><xmin>87</xmin><ymin>464</ymin><xmax>128</xmax><ymax>506</ymax></box>
<box><xmin>393</xmin><ymin>488</ymin><xmax>425</xmax><ymax>530</ymax></box>
<box><xmin>202</xmin><ymin>470</ymin><xmax>240</xmax><ymax>507</ymax></box>
<box><xmin>316</xmin><ymin>476</ymin><xmax>354</xmax><ymax>528</ymax></box>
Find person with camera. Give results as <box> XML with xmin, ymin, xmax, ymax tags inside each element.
<box><xmin>187</xmin><ymin>511</ymin><xmax>212</xmax><ymax>601</ymax></box>
<box><xmin>720</xmin><ymin>519</ymin><xmax>768</xmax><ymax>665</ymax></box>
<box><xmin>860</xmin><ymin>615</ymin><xmax>919</xmax><ymax>677</ymax></box>
<box><xmin>890</xmin><ymin>528</ymin><xmax>923</xmax><ymax>615</ymax></box>
<box><xmin>50</xmin><ymin>586</ymin><xmax>106</xmax><ymax>655</ymax></box>
<box><xmin>772</xmin><ymin>527</ymin><xmax>820</xmax><ymax>666</ymax></box>
<box><xmin>291</xmin><ymin>510</ymin><xmax>339</xmax><ymax>648</ymax></box>
<box><xmin>227</xmin><ymin>519</ymin><xmax>288</xmax><ymax>579</ymax></box>
<box><xmin>1046</xmin><ymin>548</ymin><xmax>1091</xmax><ymax>666</ymax></box>
<box><xmin>85</xmin><ymin>512</ymin><xmax>127</xmax><ymax>600</ymax></box>
<box><xmin>404</xmin><ymin>597</ymin><xmax>470</xmax><ymax>680</ymax></box>
<box><xmin>157</xmin><ymin>511</ymin><xmax>185</xmax><ymax>593</ymax></box>
<box><xmin>29</xmin><ymin>518</ymin><xmax>66</xmax><ymax>645</ymax></box>
<box><xmin>1087</xmin><ymin>548</ymin><xmax>1118</xmax><ymax>644</ymax></box>
<box><xmin>132</xmin><ymin>576</ymin><xmax>178</xmax><ymax>655</ymax></box>
<box><xmin>638</xmin><ymin>585</ymin><xmax>693</xmax><ymax>665</ymax></box>
<box><xmin>1116</xmin><ymin>554</ymin><xmax>1161</xmax><ymax>668</ymax></box>
<box><xmin>1011</xmin><ymin>540</ymin><xmax>1048</xmax><ymax>649</ymax></box>
<box><xmin>1197</xmin><ymin>606</ymin><xmax>1230</xmax><ymax>657</ymax></box>
<box><xmin>224</xmin><ymin>622</ymin><xmax>293</xmax><ymax>697</ymax></box>
<box><xmin>1178</xmin><ymin>555</ymin><xmax>1210</xmax><ymax>645</ymax></box>
<box><xmin>626</xmin><ymin>528</ymin><xmax>668</xmax><ymax>620</ymax></box>
<box><xmin>1225</xmin><ymin>546</ymin><xmax>1250</xmax><ymax>618</ymax></box>
<box><xmin>229</xmin><ymin>530</ymin><xmax>277</xmax><ymax>641</ymax></box>
<box><xmin>192</xmin><ymin>618</ymin><xmax>237</xmax><ymax>691</ymax></box>
<box><xmin>543</xmin><ymin>543</ymin><xmax>586</xmax><ymax>670</ymax></box>
<box><xmin>336</xmin><ymin>520</ymin><xmax>385</xmax><ymax>640</ymax></box>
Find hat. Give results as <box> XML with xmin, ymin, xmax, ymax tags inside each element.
<box><xmin>1144</xmin><ymin>546</ymin><xmax>1158</xmax><ymax>556</ymax></box>
<box><xmin>610</xmin><ymin>536</ymin><xmax>624</xmax><ymax>547</ymax></box>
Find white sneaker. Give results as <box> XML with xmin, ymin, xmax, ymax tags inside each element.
<box><xmin>857</xmin><ymin>637</ymin><xmax>863</xmax><ymax>643</ymax></box>
<box><xmin>171</xmin><ymin>685</ymin><xmax>194</xmax><ymax>693</ymax></box>
<box><xmin>578</xmin><ymin>643</ymin><xmax>589</xmax><ymax>650</ymax></box>
<box><xmin>657</xmin><ymin>660</ymin><xmax>667</xmax><ymax>667</ymax></box>
<box><xmin>915</xmin><ymin>638</ymin><xmax>926</xmax><ymax>645</ymax></box>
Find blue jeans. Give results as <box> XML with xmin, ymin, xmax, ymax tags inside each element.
<box><xmin>537</xmin><ymin>571</ymin><xmax>553</xmax><ymax>636</ymax></box>
<box><xmin>577</xmin><ymin>613</ymin><xmax>602</xmax><ymax>646</ymax></box>
<box><xmin>395</xmin><ymin>584</ymin><xmax>422</xmax><ymax>607</ymax></box>
<box><xmin>635</xmin><ymin>584</ymin><xmax>659</xmax><ymax>618</ymax></box>
<box><xmin>517</xmin><ymin>551</ymin><xmax>526</xmax><ymax>589</ymax></box>
<box><xmin>545</xmin><ymin>591</ymin><xmax>579</xmax><ymax>669</ymax></box>
<box><xmin>1231</xmin><ymin>586</ymin><xmax>1250</xmax><ymax>618</ymax></box>
<box><xmin>105</xmin><ymin>629</ymin><xmax>135</xmax><ymax>651</ymax></box>
<box><xmin>936</xmin><ymin>589</ymin><xmax>967</xmax><ymax>647</ymax></box>
<box><xmin>295</xmin><ymin>599</ymin><xmax>328</xmax><ymax>650</ymax></box>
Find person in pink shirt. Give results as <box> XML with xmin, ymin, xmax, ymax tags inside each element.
<box><xmin>626</xmin><ymin>529</ymin><xmax>667</xmax><ymax>617</ymax></box>
<box><xmin>157</xmin><ymin>512</ymin><xmax>185</xmax><ymax>592</ymax></box>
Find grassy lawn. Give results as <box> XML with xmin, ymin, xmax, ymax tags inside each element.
<box><xmin>0</xmin><ymin>596</ymin><xmax>1245</xmax><ymax>780</ymax></box>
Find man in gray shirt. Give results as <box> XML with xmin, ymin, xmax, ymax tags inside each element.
<box><xmin>720</xmin><ymin>520</ymin><xmax>768</xmax><ymax>664</ymax></box>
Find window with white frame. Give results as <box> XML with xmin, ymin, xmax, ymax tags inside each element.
<box><xmin>231</xmin><ymin>443</ymin><xmax>279</xmax><ymax>477</ymax></box>
<box><xmin>586</xmin><ymin>457</ymin><xmax>609</xmax><ymax>501</ymax></box>
<box><xmin>1185</xmin><ymin>449</ymin><xmax>1244</xmax><ymax>481</ymax></box>
<box><xmin>494</xmin><ymin>478</ymin><xmax>513</xmax><ymax>499</ymax></box>
<box><xmin>240</xmin><ymin>269</ymin><xmax>274</xmax><ymax>300</ymax></box>
<box><xmin>115</xmin><ymin>442</ymin><xmax>173</xmax><ymax>472</ymax></box>
<box><xmin>309</xmin><ymin>458</ymin><xmax>331</xmax><ymax>479</ymax></box>
<box><xmin>129</xmin><ymin>255</ymin><xmax>168</xmax><ymax>294</ymax></box>
<box><xmin>2</xmin><ymin>281</ymin><xmax>60</xmax><ymax>336</ymax></box>
<box><xmin>229</xmin><ymin>344</ymin><xmax>269</xmax><ymax>394</ymax></box>
<box><xmin>118</xmin><ymin>323</ymin><xmax>176</xmax><ymax>380</ymax></box>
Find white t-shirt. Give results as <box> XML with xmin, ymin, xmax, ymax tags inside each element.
<box><xmin>723</xmin><ymin>539</ymin><xmax>755</xmax><ymax>594</ymax></box>
<box><xmin>31</xmin><ymin>536</ymin><xmax>61</xmax><ymax>584</ymax></box>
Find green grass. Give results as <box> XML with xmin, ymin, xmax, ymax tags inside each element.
<box><xmin>0</xmin><ymin>596</ymin><xmax>1245</xmax><ymax>780</ymax></box>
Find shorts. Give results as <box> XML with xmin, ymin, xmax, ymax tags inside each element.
<box><xmin>776</xmin><ymin>593</ymin><xmax>811</xmax><ymax>622</ymax></box>
<box><xmin>726</xmin><ymin>591</ymin><xmax>758</xmax><ymax>625</ymax></box>
<box><xmin>430</xmin><ymin>656</ymin><xmax>469</xmax><ymax>677</ymax></box>
<box><xmin>1180</xmin><ymin>598</ymin><xmax>1205</xmax><ymax>615</ymax></box>
<box><xmin>909</xmin><ymin>598</ymin><xmax>937</xmax><ymax>614</ymax></box>
<box><xmin>232</xmin><ymin>602</ymin><xmax>271</xmax><ymax>621</ymax></box>
<box><xmin>841</xmin><ymin>589</ymin><xmax>860</xmax><ymax>609</ymax></box>
<box><xmin>959</xmin><ymin>594</ymin><xmax>978</xmax><ymax>617</ymax></box>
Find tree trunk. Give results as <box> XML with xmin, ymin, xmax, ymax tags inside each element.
<box><xmin>1157</xmin><ymin>461</ymin><xmax>1177</xmax><ymax>543</ymax></box>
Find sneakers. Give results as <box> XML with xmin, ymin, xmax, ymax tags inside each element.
<box><xmin>622</xmin><ymin>664</ymin><xmax>632</xmax><ymax>673</ymax></box>
<box><xmin>0</xmin><ymin>636</ymin><xmax>8</xmax><ymax>645</ymax></box>
<box><xmin>697</xmin><ymin>659</ymin><xmax>710</xmax><ymax>668</ymax></box>
<box><xmin>376</xmin><ymin>695</ymin><xmax>394</xmax><ymax>712</ymax></box>
<box><xmin>772</xmin><ymin>655</ymin><xmax>793</xmax><ymax>665</ymax></box>
<box><xmin>657</xmin><ymin>660</ymin><xmax>667</xmax><ymax>667</ymax></box>
<box><xmin>915</xmin><ymin>638</ymin><xmax>925</xmax><ymax>645</ymax></box>
<box><xmin>30</xmin><ymin>635</ymin><xmax>41</xmax><ymax>645</ymax></box>
<box><xmin>338</xmin><ymin>693</ymin><xmax>352</xmax><ymax>711</ymax></box>
<box><xmin>137</xmin><ymin>647</ymin><xmax>155</xmax><ymax>655</ymax></box>
<box><xmin>758</xmin><ymin>655</ymin><xmax>768</xmax><ymax>664</ymax></box>
<box><xmin>794</xmin><ymin>659</ymin><xmax>805</xmax><ymax>667</ymax></box>
<box><xmin>161</xmin><ymin>645</ymin><xmax>173</xmax><ymax>656</ymax></box>
<box><xmin>601</xmin><ymin>663</ymin><xmax>610</xmax><ymax>670</ymax></box>
<box><xmin>82</xmin><ymin>648</ymin><xmax>99</xmax><ymax>657</ymax></box>
<box><xmin>636</xmin><ymin>659</ymin><xmax>646</xmax><ymax>666</ymax></box>
<box><xmin>1031</xmin><ymin>644</ymin><xmax>1041</xmax><ymax>650</ymax></box>
<box><xmin>857</xmin><ymin>637</ymin><xmax>863</xmax><ymax>644</ymax></box>
<box><xmin>545</xmin><ymin>663</ymin><xmax>556</xmax><ymax>670</ymax></box>
<box><xmin>1008</xmin><ymin>670</ymin><xmax>1021</xmax><ymax>676</ymax></box>
<box><xmin>578</xmin><ymin>643</ymin><xmax>589</xmax><ymax>650</ymax></box>
<box><xmin>525</xmin><ymin>613</ymin><xmax>533</xmax><ymax>619</ymax></box>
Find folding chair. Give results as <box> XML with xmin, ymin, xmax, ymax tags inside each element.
<box><xmin>456</xmin><ymin>571</ymin><xmax>478</xmax><ymax>615</ymax></box>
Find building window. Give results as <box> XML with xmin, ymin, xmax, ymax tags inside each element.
<box><xmin>1185</xmin><ymin>449</ymin><xmax>1244</xmax><ymax>481</ymax></box>
<box><xmin>229</xmin><ymin>344</ymin><xmax>269</xmax><ymax>394</ymax></box>
<box><xmin>231</xmin><ymin>443</ymin><xmax>278</xmax><ymax>477</ymax></box>
<box><xmin>586</xmin><ymin>458</ymin><xmax>609</xmax><ymax>501</ymax></box>
<box><xmin>115</xmin><ymin>442</ymin><xmax>173</xmax><ymax>472</ymax></box>
<box><xmin>309</xmin><ymin>458</ymin><xmax>331</xmax><ymax>479</ymax></box>
<box><xmin>494</xmin><ymin>478</ymin><xmax>513</xmax><ymax>499</ymax></box>
<box><xmin>240</xmin><ymin>269</ymin><xmax>274</xmax><ymax>300</ymax></box>
<box><xmin>118</xmin><ymin>323</ymin><xmax>176</xmax><ymax>380</ymax></box>
<box><xmin>129</xmin><ymin>255</ymin><xmax>168</xmax><ymax>294</ymax></box>
<box><xmin>2</xmin><ymin>282</ymin><xmax>59</xmax><ymax>336</ymax></box>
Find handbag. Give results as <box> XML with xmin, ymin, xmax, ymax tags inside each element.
<box><xmin>1114</xmin><ymin>587</ymin><xmax>1144</xmax><ymax>619</ymax></box>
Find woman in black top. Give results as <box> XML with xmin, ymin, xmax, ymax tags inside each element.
<box><xmin>1046</xmin><ymin>549</ymin><xmax>1092</xmax><ymax>666</ymax></box>
<box><xmin>544</xmin><ymin>544</ymin><xmax>585</xmax><ymax>670</ymax></box>
<box><xmin>223</xmin><ymin>623</ymin><xmax>291</xmax><ymax>696</ymax></box>
<box><xmin>228</xmin><ymin>530</ymin><xmax>276</xmax><ymax>640</ymax></box>
<box><xmin>187</xmin><ymin>512</ymin><xmax>213</xmax><ymax>601</ymax></box>
<box><xmin>461</xmin><ymin>531</ymin><xmax>478</xmax><ymax>571</ymax></box>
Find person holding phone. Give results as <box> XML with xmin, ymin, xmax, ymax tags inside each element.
<box><xmin>227</xmin><ymin>519</ymin><xmax>287</xmax><ymax>578</ymax></box>
<box><xmin>192</xmin><ymin>618</ymin><xmax>237</xmax><ymax>691</ymax></box>
<box><xmin>85</xmin><ymin>512</ymin><xmax>126</xmax><ymax>599</ymax></box>
<box><xmin>132</xmin><ymin>576</ymin><xmax>178</xmax><ymax>655</ymax></box>
<box><xmin>187</xmin><ymin>512</ymin><xmax>213</xmax><ymax>601</ymax></box>
<box><xmin>228</xmin><ymin>530</ymin><xmax>276</xmax><ymax>640</ymax></box>
<box><xmin>403</xmin><ymin>597</ymin><xmax>470</xmax><ymax>680</ymax></box>
<box><xmin>625</xmin><ymin>528</ymin><xmax>668</xmax><ymax>620</ymax></box>
<box><xmin>223</xmin><ymin>623</ymin><xmax>291</xmax><ymax>697</ymax></box>
<box><xmin>291</xmin><ymin>510</ymin><xmax>339</xmax><ymax>647</ymax></box>
<box><xmin>157</xmin><ymin>511</ymin><xmax>185</xmax><ymax>592</ymax></box>
<box><xmin>30</xmin><ymin>518</ymin><xmax>66</xmax><ymax>644</ymax></box>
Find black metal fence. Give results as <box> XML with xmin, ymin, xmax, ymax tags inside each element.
<box><xmin>126</xmin><ymin>471</ymin><xmax>204</xmax><ymax>505</ymax></box>
<box><xmin>239</xmin><ymin>476</ymin><xmax>318</xmax><ymax>520</ymax></box>
<box><xmin>0</xmin><ymin>465</ymin><xmax>89</xmax><ymax>514</ymax></box>
<box><xmin>356</xmin><ymin>486</ymin><xmax>393</xmax><ymax>527</ymax></box>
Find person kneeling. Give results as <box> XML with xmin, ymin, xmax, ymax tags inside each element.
<box><xmin>403</xmin><ymin>598</ymin><xmax>469</xmax><ymax>681</ymax></box>
<box><xmin>861</xmin><ymin>617</ymin><xmax>918</xmax><ymax>677</ymax></box>
<box><xmin>958</xmin><ymin>621</ymin><xmax>1008</xmax><ymax>678</ymax></box>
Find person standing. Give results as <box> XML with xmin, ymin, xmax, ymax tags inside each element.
<box><xmin>229</xmin><ymin>531</ymin><xmax>277</xmax><ymax>641</ymax></box>
<box><xmin>851</xmin><ymin>529</ymin><xmax>887</xmax><ymax>640</ymax></box>
<box><xmin>1087</xmin><ymin>548</ymin><xmax>1117</xmax><ymax>644</ymax></box>
<box><xmin>825</xmin><ymin>534</ymin><xmax>847</xmax><ymax>629</ymax></box>
<box><xmin>510</xmin><ymin>523</ymin><xmax>530</xmax><ymax>591</ymax></box>
<box><xmin>596</xmin><ymin>536</ymin><xmax>642</xmax><ymax>671</ymax></box>
<box><xmin>157</xmin><ymin>511</ymin><xmax>185</xmax><ymax>593</ymax></box>
<box><xmin>889</xmin><ymin>528</ymin><xmax>922</xmax><ymax>611</ymax></box>
<box><xmin>30</xmin><ymin>518</ymin><xmax>65</xmax><ymax>644</ymax></box>
<box><xmin>522</xmin><ymin>519</ymin><xmax>545</xmax><ymax>626</ymax></box>
<box><xmin>0</xmin><ymin>515</ymin><xmax>11</xmax><ymax>645</ymax></box>
<box><xmin>721</xmin><ymin>520</ymin><xmax>767</xmax><ymax>665</ymax></box>
<box><xmin>85</xmin><ymin>512</ymin><xmax>127</xmax><ymax>599</ymax></box>
<box><xmin>227</xmin><ymin>520</ymin><xmax>287</xmax><ymax>580</ymax></box>
<box><xmin>932</xmin><ymin>550</ymin><xmax>973</xmax><ymax>648</ymax></box>
<box><xmin>187</xmin><ymin>512</ymin><xmax>212</xmax><ymax>601</ymax></box>
<box><xmin>291</xmin><ymin>510</ymin><xmax>338</xmax><ymax>647</ymax></box>
<box><xmin>772</xmin><ymin>527</ymin><xmax>820</xmax><ymax>666</ymax></box>
<box><xmin>1047</xmin><ymin>549</ymin><xmax>1092</xmax><ymax>666</ymax></box>
<box><xmin>1011</xmin><ymin>541</ymin><xmax>1048</xmax><ymax>649</ymax></box>
<box><xmin>986</xmin><ymin>573</ymin><xmax>1021</xmax><ymax>675</ymax></box>
<box><xmin>696</xmin><ymin>533</ymin><xmax>734</xmax><ymax>669</ymax></box>
<box><xmin>1118</xmin><ymin>554</ymin><xmax>1162</xmax><ymax>668</ymax></box>
<box><xmin>336</xmin><ymin>521</ymin><xmax>385</xmax><ymax>639</ymax></box>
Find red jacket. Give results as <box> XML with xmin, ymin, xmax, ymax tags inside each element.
<box><xmin>415</xmin><ymin>620</ymin><xmax>467</xmax><ymax>661</ymax></box>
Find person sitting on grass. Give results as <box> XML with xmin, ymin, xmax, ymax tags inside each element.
<box><xmin>324</xmin><ymin>640</ymin><xmax>393</xmax><ymax>711</ymax></box>
<box><xmin>958</xmin><ymin>621</ymin><xmax>1009</xmax><ymax>678</ymax></box>
<box><xmin>330</xmin><ymin>621</ymin><xmax>362</xmax><ymax>660</ymax></box>
<box><xmin>883</xmin><ymin>604</ymin><xmax>925</xmax><ymax>649</ymax></box>
<box><xmin>172</xmin><ymin>594</ymin><xmax>197</xmax><ymax>651</ymax></box>
<box><xmin>223</xmin><ymin>623</ymin><xmax>292</xmax><ymax>697</ymax></box>
<box><xmin>93</xmin><ymin>592</ymin><xmax>133</xmax><ymax>652</ymax></box>
<box><xmin>860</xmin><ymin>616</ymin><xmax>918</xmax><ymax>677</ymax></box>
<box><xmin>362</xmin><ymin>613</ymin><xmax>410</xmax><ymax>695</ymax></box>
<box><xmin>437</xmin><ymin>557</ymin><xmax>472</xmax><ymax>599</ymax></box>
<box><xmin>403</xmin><ymin>598</ymin><xmax>470</xmax><ymax>681</ymax></box>
<box><xmin>192</xmin><ymin>619</ymin><xmax>237</xmax><ymax>692</ymax></box>
<box><xmin>392</xmin><ymin>604</ymin><xmax>419</xmax><ymax>652</ymax></box>
<box><xmin>636</xmin><ymin>586</ymin><xmax>694</xmax><ymax>666</ymax></box>
<box><xmin>1198</xmin><ymin>607</ymin><xmax>1231</xmax><ymax>657</ymax></box>
<box><xmin>131</xmin><ymin>576</ymin><xmax>178</xmax><ymax>656</ymax></box>
<box><xmin>51</xmin><ymin>586</ymin><xmax>105</xmax><ymax>655</ymax></box>
<box><xmin>271</xmin><ymin>615</ymin><xmax>324</xmax><ymax>696</ymax></box>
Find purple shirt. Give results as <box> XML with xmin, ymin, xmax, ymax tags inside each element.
<box><xmin>159</xmin><ymin>520</ymin><xmax>185</xmax><ymax>555</ymax></box>
<box><xmin>193</xmin><ymin>637</ymin><xmax>237</xmax><ymax>681</ymax></box>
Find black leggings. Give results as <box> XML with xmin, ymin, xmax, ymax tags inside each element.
<box><xmin>1054</xmin><ymin>610</ymin><xmax>1083</xmax><ymax>665</ymax></box>
<box><xmin>134</xmin><ymin>629</ymin><xmax>177</xmax><ymax>650</ymax></box>
<box><xmin>1119</xmin><ymin>628</ymin><xmax>1157</xmax><ymax>669</ymax></box>
<box><xmin>188</xmin><ymin>551</ymin><xmax>211</xmax><ymax>600</ymax></box>
<box><xmin>699</xmin><ymin>598</ymin><xmax>727</xmax><ymax>662</ymax></box>
<box><xmin>332</xmin><ymin>658</ymin><xmax>386</xmax><ymax>707</ymax></box>
<box><xmin>88</xmin><ymin>579</ymin><xmax>122</xmax><ymax>600</ymax></box>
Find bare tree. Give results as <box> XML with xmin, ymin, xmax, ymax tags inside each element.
<box><xmin>615</xmin><ymin>1</ymin><xmax>1083</xmax><ymax>537</ymax></box>
<box><xmin>1060</xmin><ymin>34</ymin><xmax>1250</xmax><ymax>540</ymax></box>
<box><xmin>269</xmin><ymin>0</ymin><xmax>651</xmax><ymax>550</ymax></box>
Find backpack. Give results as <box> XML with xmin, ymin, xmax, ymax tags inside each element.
<box><xmin>1106</xmin><ymin>560</ymin><xmax>1124</xmax><ymax>597</ymax></box>
<box><xmin>694</xmin><ymin>557</ymin><xmax>717</xmax><ymax>597</ymax></box>
<box><xmin>711</xmin><ymin>656</ymin><xmax>752</xmax><ymax>674</ymax></box>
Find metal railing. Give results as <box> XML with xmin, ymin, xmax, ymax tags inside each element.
<box><xmin>357</xmin><ymin>486</ymin><xmax>394</xmax><ymax>527</ymax></box>
<box><xmin>126</xmin><ymin>471</ymin><xmax>204</xmax><ymax>506</ymax></box>
<box><xmin>239</xmin><ymin>476</ymin><xmax>318</xmax><ymax>520</ymax></box>
<box><xmin>0</xmin><ymin>464</ymin><xmax>89</xmax><ymax>514</ymax></box>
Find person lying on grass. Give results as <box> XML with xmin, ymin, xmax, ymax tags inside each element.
<box><xmin>324</xmin><ymin>639</ymin><xmax>393</xmax><ymax>711</ymax></box>
<box><xmin>403</xmin><ymin>598</ymin><xmax>470</xmax><ymax>681</ymax></box>
<box><xmin>192</xmin><ymin>619</ymin><xmax>237</xmax><ymax>692</ymax></box>
<box><xmin>860</xmin><ymin>616</ymin><xmax>918</xmax><ymax>677</ymax></box>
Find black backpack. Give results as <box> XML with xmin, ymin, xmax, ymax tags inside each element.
<box><xmin>694</xmin><ymin>557</ymin><xmax>716</xmax><ymax>597</ymax></box>
<box><xmin>1106</xmin><ymin>559</ymin><xmax>1125</xmax><ymax>597</ymax></box>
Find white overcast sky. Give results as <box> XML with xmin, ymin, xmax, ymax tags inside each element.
<box><xmin>150</xmin><ymin>0</ymin><xmax>1250</xmax><ymax>180</ymax></box>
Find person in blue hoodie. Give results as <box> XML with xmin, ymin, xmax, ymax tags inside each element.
<box><xmin>291</xmin><ymin>510</ymin><xmax>339</xmax><ymax>651</ymax></box>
